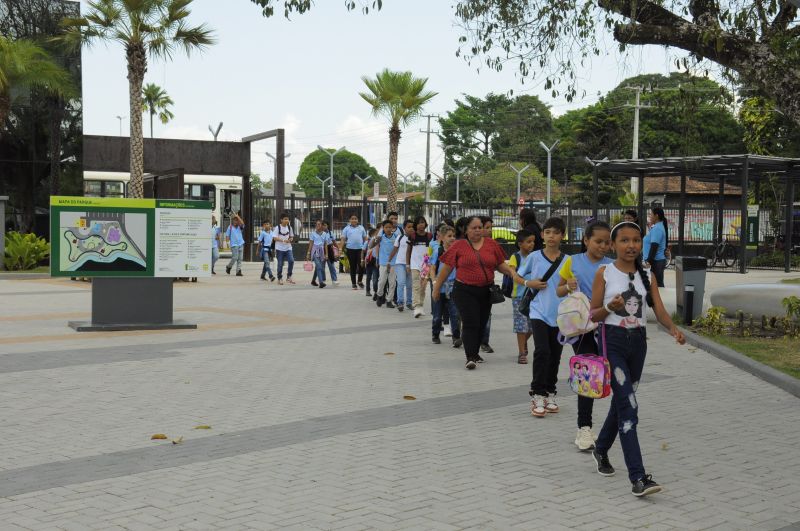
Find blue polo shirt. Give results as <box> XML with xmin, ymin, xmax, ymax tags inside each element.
<box><xmin>225</xmin><ymin>224</ymin><xmax>245</xmax><ymax>248</ymax></box>
<box><xmin>643</xmin><ymin>222</ymin><xmax>667</xmax><ymax>261</ymax></box>
<box><xmin>211</xmin><ymin>226</ymin><xmax>221</xmax><ymax>250</ymax></box>
<box><xmin>430</xmin><ymin>245</ymin><xmax>456</xmax><ymax>292</ymax></box>
<box><xmin>309</xmin><ymin>230</ymin><xmax>331</xmax><ymax>247</ymax></box>
<box><xmin>378</xmin><ymin>233</ymin><xmax>397</xmax><ymax>265</ymax></box>
<box><xmin>342</xmin><ymin>225</ymin><xmax>367</xmax><ymax>250</ymax></box>
<box><xmin>560</xmin><ymin>253</ymin><xmax>612</xmax><ymax>297</ymax></box>
<box><xmin>516</xmin><ymin>250</ymin><xmax>566</xmax><ymax>327</ymax></box>
<box><xmin>257</xmin><ymin>230</ymin><xmax>273</xmax><ymax>248</ymax></box>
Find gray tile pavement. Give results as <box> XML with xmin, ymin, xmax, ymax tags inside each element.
<box><xmin>0</xmin><ymin>269</ymin><xmax>799</xmax><ymax>530</ymax></box>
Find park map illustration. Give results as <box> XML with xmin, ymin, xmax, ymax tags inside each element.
<box><xmin>59</xmin><ymin>212</ymin><xmax>147</xmax><ymax>272</ymax></box>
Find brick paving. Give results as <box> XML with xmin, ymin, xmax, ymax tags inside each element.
<box><xmin>0</xmin><ymin>266</ymin><xmax>799</xmax><ymax>530</ymax></box>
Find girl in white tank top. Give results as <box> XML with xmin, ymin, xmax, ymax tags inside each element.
<box><xmin>588</xmin><ymin>221</ymin><xmax>685</xmax><ymax>498</ymax></box>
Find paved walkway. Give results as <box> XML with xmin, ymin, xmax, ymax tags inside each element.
<box><xmin>0</xmin><ymin>266</ymin><xmax>799</xmax><ymax>530</ymax></box>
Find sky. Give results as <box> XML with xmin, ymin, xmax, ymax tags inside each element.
<box><xmin>79</xmin><ymin>0</ymin><xmax>678</xmax><ymax>185</ymax></box>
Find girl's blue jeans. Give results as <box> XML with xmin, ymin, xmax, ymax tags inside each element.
<box><xmin>595</xmin><ymin>326</ymin><xmax>648</xmax><ymax>483</ymax></box>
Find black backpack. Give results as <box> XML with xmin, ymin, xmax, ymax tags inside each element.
<box><xmin>501</xmin><ymin>251</ymin><xmax>521</xmax><ymax>298</ymax></box>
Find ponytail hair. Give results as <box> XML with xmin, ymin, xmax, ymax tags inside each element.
<box><xmin>635</xmin><ymin>256</ymin><xmax>654</xmax><ymax>307</ymax></box>
<box><xmin>652</xmin><ymin>206</ymin><xmax>668</xmax><ymax>244</ymax></box>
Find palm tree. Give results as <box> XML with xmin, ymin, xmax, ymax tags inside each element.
<box><xmin>141</xmin><ymin>83</ymin><xmax>174</xmax><ymax>138</ymax></box>
<box><xmin>359</xmin><ymin>69</ymin><xmax>436</xmax><ymax>212</ymax></box>
<box><xmin>0</xmin><ymin>36</ymin><xmax>73</xmax><ymax>130</ymax></box>
<box><xmin>59</xmin><ymin>0</ymin><xmax>214</xmax><ymax>198</ymax></box>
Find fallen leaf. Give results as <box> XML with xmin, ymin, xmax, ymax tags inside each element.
<box><xmin>661</xmin><ymin>442</ymin><xmax>669</xmax><ymax>451</ymax></box>
<box><xmin>384</xmin><ymin>352</ymin><xmax>395</xmax><ymax>356</ymax></box>
<box><xmin>150</xmin><ymin>434</ymin><xmax>168</xmax><ymax>440</ymax></box>
<box><xmin>172</xmin><ymin>436</ymin><xmax>184</xmax><ymax>445</ymax></box>
<box><xmin>194</xmin><ymin>425</ymin><xmax>212</xmax><ymax>430</ymax></box>
<box><xmin>403</xmin><ymin>395</ymin><xmax>416</xmax><ymax>400</ymax></box>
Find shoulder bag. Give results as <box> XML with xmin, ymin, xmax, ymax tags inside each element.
<box><xmin>469</xmin><ymin>241</ymin><xmax>506</xmax><ymax>305</ymax></box>
<box><xmin>518</xmin><ymin>253</ymin><xmax>564</xmax><ymax>316</ymax></box>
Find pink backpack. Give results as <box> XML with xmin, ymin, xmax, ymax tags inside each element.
<box><xmin>567</xmin><ymin>324</ymin><xmax>611</xmax><ymax>399</ymax></box>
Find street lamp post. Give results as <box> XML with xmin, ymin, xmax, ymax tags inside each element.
<box><xmin>266</xmin><ymin>151</ymin><xmax>291</xmax><ymax>193</ymax></box>
<box><xmin>447</xmin><ymin>166</ymin><xmax>467</xmax><ymax>203</ymax></box>
<box><xmin>317</xmin><ymin>146</ymin><xmax>345</xmax><ymax>231</ymax></box>
<box><xmin>508</xmin><ymin>163</ymin><xmax>530</xmax><ymax>207</ymax></box>
<box><xmin>539</xmin><ymin>140</ymin><xmax>560</xmax><ymax>218</ymax></box>
<box><xmin>116</xmin><ymin>115</ymin><xmax>126</xmax><ymax>136</ymax></box>
<box><xmin>355</xmin><ymin>174</ymin><xmax>371</xmax><ymax>198</ymax></box>
<box><xmin>397</xmin><ymin>171</ymin><xmax>412</xmax><ymax>195</ymax></box>
<box><xmin>314</xmin><ymin>175</ymin><xmax>331</xmax><ymax>198</ymax></box>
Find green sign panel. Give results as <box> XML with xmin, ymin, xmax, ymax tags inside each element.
<box><xmin>50</xmin><ymin>196</ymin><xmax>212</xmax><ymax>278</ymax></box>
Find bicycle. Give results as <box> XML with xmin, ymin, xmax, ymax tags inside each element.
<box><xmin>703</xmin><ymin>238</ymin><xmax>738</xmax><ymax>268</ymax></box>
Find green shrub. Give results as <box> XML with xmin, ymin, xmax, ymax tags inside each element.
<box><xmin>749</xmin><ymin>251</ymin><xmax>800</xmax><ymax>268</ymax></box>
<box><xmin>3</xmin><ymin>231</ymin><xmax>50</xmax><ymax>271</ymax></box>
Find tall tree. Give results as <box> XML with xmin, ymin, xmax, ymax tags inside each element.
<box><xmin>60</xmin><ymin>0</ymin><xmax>214</xmax><ymax>198</ymax></box>
<box><xmin>141</xmin><ymin>83</ymin><xmax>174</xmax><ymax>138</ymax></box>
<box><xmin>295</xmin><ymin>148</ymin><xmax>385</xmax><ymax>198</ymax></box>
<box><xmin>359</xmin><ymin>69</ymin><xmax>436</xmax><ymax>212</ymax></box>
<box><xmin>453</xmin><ymin>0</ymin><xmax>800</xmax><ymax>126</ymax></box>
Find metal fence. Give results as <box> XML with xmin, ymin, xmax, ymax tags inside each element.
<box><xmin>250</xmin><ymin>195</ymin><xmax>797</xmax><ymax>271</ymax></box>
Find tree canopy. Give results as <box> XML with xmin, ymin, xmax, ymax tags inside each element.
<box><xmin>295</xmin><ymin>148</ymin><xmax>385</xmax><ymax>198</ymax></box>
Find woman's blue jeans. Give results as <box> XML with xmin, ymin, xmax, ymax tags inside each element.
<box><xmin>595</xmin><ymin>326</ymin><xmax>648</xmax><ymax>483</ymax></box>
<box><xmin>313</xmin><ymin>256</ymin><xmax>327</xmax><ymax>283</ymax></box>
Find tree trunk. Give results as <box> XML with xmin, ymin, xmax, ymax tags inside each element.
<box><xmin>126</xmin><ymin>42</ymin><xmax>147</xmax><ymax>198</ymax></box>
<box><xmin>48</xmin><ymin>96</ymin><xmax>64</xmax><ymax>196</ymax></box>
<box><xmin>150</xmin><ymin>110</ymin><xmax>153</xmax><ymax>139</ymax></box>
<box><xmin>387</xmin><ymin>125</ymin><xmax>402</xmax><ymax>213</ymax></box>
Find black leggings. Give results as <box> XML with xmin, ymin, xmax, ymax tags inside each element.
<box><xmin>452</xmin><ymin>282</ymin><xmax>492</xmax><ymax>362</ymax></box>
<box><xmin>651</xmin><ymin>259</ymin><xmax>666</xmax><ymax>287</ymax></box>
<box><xmin>346</xmin><ymin>248</ymin><xmax>364</xmax><ymax>286</ymax></box>
<box><xmin>572</xmin><ymin>331</ymin><xmax>600</xmax><ymax>428</ymax></box>
<box><xmin>530</xmin><ymin>319</ymin><xmax>564</xmax><ymax>396</ymax></box>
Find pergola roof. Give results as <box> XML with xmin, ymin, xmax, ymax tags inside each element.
<box><xmin>589</xmin><ymin>154</ymin><xmax>800</xmax><ymax>183</ymax></box>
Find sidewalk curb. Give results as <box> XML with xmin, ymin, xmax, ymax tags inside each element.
<box><xmin>659</xmin><ymin>323</ymin><xmax>800</xmax><ymax>399</ymax></box>
<box><xmin>0</xmin><ymin>273</ymin><xmax>50</xmax><ymax>280</ymax></box>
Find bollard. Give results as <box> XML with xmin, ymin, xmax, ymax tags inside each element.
<box><xmin>684</xmin><ymin>284</ymin><xmax>695</xmax><ymax>325</ymax></box>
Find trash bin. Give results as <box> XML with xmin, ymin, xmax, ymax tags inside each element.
<box><xmin>675</xmin><ymin>256</ymin><xmax>707</xmax><ymax>324</ymax></box>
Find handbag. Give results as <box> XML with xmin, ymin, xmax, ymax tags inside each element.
<box><xmin>517</xmin><ymin>253</ymin><xmax>564</xmax><ymax>316</ymax></box>
<box><xmin>469</xmin><ymin>242</ymin><xmax>505</xmax><ymax>305</ymax></box>
<box><xmin>568</xmin><ymin>324</ymin><xmax>611</xmax><ymax>399</ymax></box>
<box><xmin>303</xmin><ymin>262</ymin><xmax>314</xmax><ymax>272</ymax></box>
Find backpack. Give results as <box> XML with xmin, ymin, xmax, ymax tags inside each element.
<box><xmin>501</xmin><ymin>252</ymin><xmax>521</xmax><ymax>298</ymax></box>
<box><xmin>568</xmin><ymin>324</ymin><xmax>611</xmax><ymax>399</ymax></box>
<box><xmin>556</xmin><ymin>290</ymin><xmax>598</xmax><ymax>344</ymax></box>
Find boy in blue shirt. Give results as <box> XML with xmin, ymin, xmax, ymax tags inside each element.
<box><xmin>430</xmin><ymin>225</ymin><xmax>461</xmax><ymax>346</ymax></box>
<box><xmin>224</xmin><ymin>213</ymin><xmax>245</xmax><ymax>276</ymax></box>
<box><xmin>257</xmin><ymin>221</ymin><xmax>275</xmax><ymax>282</ymax></box>
<box><xmin>509</xmin><ymin>229</ymin><xmax>536</xmax><ymax>364</ymax></box>
<box><xmin>373</xmin><ymin>220</ymin><xmax>397</xmax><ymax>308</ymax></box>
<box><xmin>514</xmin><ymin>217</ymin><xmax>567</xmax><ymax>418</ymax></box>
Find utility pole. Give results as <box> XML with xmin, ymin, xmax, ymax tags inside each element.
<box><xmin>624</xmin><ymin>86</ymin><xmax>653</xmax><ymax>196</ymax></box>
<box><xmin>508</xmin><ymin>164</ymin><xmax>530</xmax><ymax>207</ymax></box>
<box><xmin>539</xmin><ymin>140</ymin><xmax>560</xmax><ymax>218</ymax></box>
<box><xmin>420</xmin><ymin>115</ymin><xmax>439</xmax><ymax>218</ymax></box>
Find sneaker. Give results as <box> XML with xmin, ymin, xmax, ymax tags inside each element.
<box><xmin>475</xmin><ymin>355</ymin><xmax>485</xmax><ymax>363</ymax></box>
<box><xmin>432</xmin><ymin>336</ymin><xmax>441</xmax><ymax>344</ymax></box>
<box><xmin>260</xmin><ymin>275</ymin><xmax>266</xmax><ymax>280</ymax></box>
<box><xmin>372</xmin><ymin>294</ymin><xmax>378</xmax><ymax>301</ymax></box>
<box><xmin>397</xmin><ymin>305</ymin><xmax>404</xmax><ymax>312</ymax></box>
<box><xmin>544</xmin><ymin>395</ymin><xmax>559</xmax><ymax>413</ymax></box>
<box><xmin>376</xmin><ymin>296</ymin><xmax>385</xmax><ymax>307</ymax></box>
<box><xmin>444</xmin><ymin>329</ymin><xmax>452</xmax><ymax>337</ymax></box>
<box><xmin>269</xmin><ymin>276</ymin><xmax>275</xmax><ymax>282</ymax></box>
<box><xmin>311</xmin><ymin>280</ymin><xmax>318</xmax><ymax>286</ymax></box>
<box><xmin>212</xmin><ymin>270</ymin><xmax>216</xmax><ymax>275</ymax></box>
<box><xmin>592</xmin><ymin>450</ymin><xmax>615</xmax><ymax>477</ymax></box>
<box><xmin>352</xmin><ymin>285</ymin><xmax>358</xmax><ymax>290</ymax></box>
<box><xmin>225</xmin><ymin>266</ymin><xmax>231</xmax><ymax>274</ymax></box>
<box><xmin>530</xmin><ymin>395</ymin><xmax>547</xmax><ymax>417</ymax></box>
<box><xmin>286</xmin><ymin>278</ymin><xmax>295</xmax><ymax>284</ymax></box>
<box><xmin>386</xmin><ymin>301</ymin><xmax>395</xmax><ymax>309</ymax></box>
<box><xmin>413</xmin><ymin>308</ymin><xmax>423</xmax><ymax>318</ymax></box>
<box><xmin>452</xmin><ymin>338</ymin><xmax>463</xmax><ymax>348</ymax></box>
<box><xmin>278</xmin><ymin>279</ymin><xmax>284</xmax><ymax>285</ymax></box>
<box><xmin>366</xmin><ymin>291</ymin><xmax>372</xmax><ymax>297</ymax></box>
<box><xmin>358</xmin><ymin>282</ymin><xmax>365</xmax><ymax>288</ymax></box>
<box><xmin>465</xmin><ymin>360</ymin><xmax>477</xmax><ymax>370</ymax></box>
<box><xmin>236</xmin><ymin>271</ymin><xmax>243</xmax><ymax>277</ymax></box>
<box><xmin>480</xmin><ymin>344</ymin><xmax>494</xmax><ymax>353</ymax></box>
<box><xmin>575</xmin><ymin>427</ymin><xmax>595</xmax><ymax>451</ymax></box>
<box><xmin>319</xmin><ymin>282</ymin><xmax>326</xmax><ymax>288</ymax></box>
<box><xmin>632</xmin><ymin>475</ymin><xmax>662</xmax><ymax>497</ymax></box>
<box><xmin>333</xmin><ymin>280</ymin><xmax>339</xmax><ymax>285</ymax></box>
<box><xmin>406</xmin><ymin>304</ymin><xmax>413</xmax><ymax>311</ymax></box>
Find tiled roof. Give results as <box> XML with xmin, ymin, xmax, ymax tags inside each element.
<box><xmin>644</xmin><ymin>176</ymin><xmax>742</xmax><ymax>195</ymax></box>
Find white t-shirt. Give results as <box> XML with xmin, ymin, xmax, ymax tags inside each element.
<box><xmin>408</xmin><ymin>233</ymin><xmax>432</xmax><ymax>270</ymax></box>
<box><xmin>272</xmin><ymin>225</ymin><xmax>293</xmax><ymax>252</ymax></box>
<box><xmin>602</xmin><ymin>262</ymin><xmax>649</xmax><ymax>328</ymax></box>
<box><xmin>394</xmin><ymin>233</ymin><xmax>410</xmax><ymax>266</ymax></box>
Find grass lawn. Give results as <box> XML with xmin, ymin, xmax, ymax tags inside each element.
<box><xmin>781</xmin><ymin>277</ymin><xmax>800</xmax><ymax>284</ymax></box>
<box><xmin>0</xmin><ymin>266</ymin><xmax>49</xmax><ymax>274</ymax></box>
<box><xmin>703</xmin><ymin>334</ymin><xmax>800</xmax><ymax>380</ymax></box>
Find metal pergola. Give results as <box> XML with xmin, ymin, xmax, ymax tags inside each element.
<box><xmin>589</xmin><ymin>154</ymin><xmax>800</xmax><ymax>273</ymax></box>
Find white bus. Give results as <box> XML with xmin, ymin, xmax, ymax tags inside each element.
<box><xmin>83</xmin><ymin>171</ymin><xmax>243</xmax><ymax>228</ymax></box>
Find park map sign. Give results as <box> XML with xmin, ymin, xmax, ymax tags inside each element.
<box><xmin>50</xmin><ymin>197</ymin><xmax>212</xmax><ymax>278</ymax></box>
